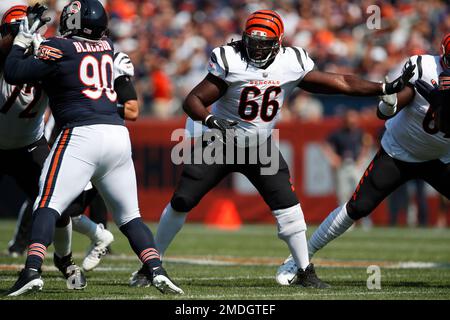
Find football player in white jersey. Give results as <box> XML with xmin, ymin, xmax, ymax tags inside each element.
<box><xmin>276</xmin><ymin>33</ymin><xmax>450</xmax><ymax>286</ymax></box>
<box><xmin>130</xmin><ymin>9</ymin><xmax>414</xmax><ymax>288</ymax></box>
<box><xmin>0</xmin><ymin>4</ymin><xmax>87</xmax><ymax>289</ymax></box>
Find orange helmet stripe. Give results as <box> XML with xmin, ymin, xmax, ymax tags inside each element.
<box><xmin>1</xmin><ymin>5</ymin><xmax>27</xmax><ymax>25</ymax></box>
<box><xmin>245</xmin><ymin>10</ymin><xmax>284</xmax><ymax>39</ymax></box>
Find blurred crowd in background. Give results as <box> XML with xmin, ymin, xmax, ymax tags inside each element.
<box><xmin>1</xmin><ymin>0</ymin><xmax>449</xmax><ymax>120</ymax></box>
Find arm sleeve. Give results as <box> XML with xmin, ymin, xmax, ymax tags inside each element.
<box><xmin>114</xmin><ymin>75</ymin><xmax>137</xmax><ymax>104</ymax></box>
<box><xmin>4</xmin><ymin>45</ymin><xmax>57</xmax><ymax>85</ymax></box>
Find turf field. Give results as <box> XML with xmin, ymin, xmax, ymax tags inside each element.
<box><xmin>0</xmin><ymin>219</ymin><xmax>449</xmax><ymax>300</ymax></box>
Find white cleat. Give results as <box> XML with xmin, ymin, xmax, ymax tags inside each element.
<box><xmin>151</xmin><ymin>266</ymin><xmax>184</xmax><ymax>295</ymax></box>
<box><xmin>152</xmin><ymin>274</ymin><xmax>184</xmax><ymax>295</ymax></box>
<box><xmin>276</xmin><ymin>254</ymin><xmax>298</xmax><ymax>286</ymax></box>
<box><xmin>82</xmin><ymin>224</ymin><xmax>114</xmax><ymax>271</ymax></box>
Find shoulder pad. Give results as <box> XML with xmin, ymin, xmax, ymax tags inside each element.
<box><xmin>114</xmin><ymin>52</ymin><xmax>134</xmax><ymax>78</ymax></box>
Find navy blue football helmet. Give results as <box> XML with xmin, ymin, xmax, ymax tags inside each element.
<box><xmin>59</xmin><ymin>0</ymin><xmax>108</xmax><ymax>40</ymax></box>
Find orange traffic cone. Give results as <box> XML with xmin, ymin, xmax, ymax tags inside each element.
<box><xmin>204</xmin><ymin>199</ymin><xmax>242</xmax><ymax>230</ymax></box>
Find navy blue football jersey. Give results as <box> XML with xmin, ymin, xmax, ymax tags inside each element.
<box><xmin>4</xmin><ymin>36</ymin><xmax>123</xmax><ymax>129</ymax></box>
<box><xmin>36</xmin><ymin>37</ymin><xmax>123</xmax><ymax>128</ymax></box>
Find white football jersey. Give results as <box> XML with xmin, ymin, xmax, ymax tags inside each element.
<box><xmin>381</xmin><ymin>55</ymin><xmax>450</xmax><ymax>163</ymax></box>
<box><xmin>113</xmin><ymin>52</ymin><xmax>134</xmax><ymax>80</ymax></box>
<box><xmin>0</xmin><ymin>73</ymin><xmax>48</xmax><ymax>149</ymax></box>
<box><xmin>186</xmin><ymin>44</ymin><xmax>314</xmax><ymax>146</ymax></box>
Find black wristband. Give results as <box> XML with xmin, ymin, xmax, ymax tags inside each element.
<box><xmin>117</xmin><ymin>105</ymin><xmax>125</xmax><ymax>119</ymax></box>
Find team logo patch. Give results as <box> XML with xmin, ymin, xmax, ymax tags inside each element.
<box><xmin>37</xmin><ymin>45</ymin><xmax>63</xmax><ymax>61</ymax></box>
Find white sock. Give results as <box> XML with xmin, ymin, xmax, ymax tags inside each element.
<box><xmin>274</xmin><ymin>204</ymin><xmax>310</xmax><ymax>270</ymax></box>
<box><xmin>286</xmin><ymin>230</ymin><xmax>310</xmax><ymax>271</ymax></box>
<box><xmin>155</xmin><ymin>204</ymin><xmax>188</xmax><ymax>258</ymax></box>
<box><xmin>308</xmin><ymin>204</ymin><xmax>354</xmax><ymax>258</ymax></box>
<box><xmin>54</xmin><ymin>220</ymin><xmax>72</xmax><ymax>258</ymax></box>
<box><xmin>72</xmin><ymin>215</ymin><xmax>99</xmax><ymax>241</ymax></box>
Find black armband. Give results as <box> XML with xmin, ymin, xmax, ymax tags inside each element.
<box><xmin>114</xmin><ymin>75</ymin><xmax>137</xmax><ymax>104</ymax></box>
<box><xmin>117</xmin><ymin>105</ymin><xmax>125</xmax><ymax>119</ymax></box>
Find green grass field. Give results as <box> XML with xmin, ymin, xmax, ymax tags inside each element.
<box><xmin>0</xmin><ymin>219</ymin><xmax>449</xmax><ymax>300</ymax></box>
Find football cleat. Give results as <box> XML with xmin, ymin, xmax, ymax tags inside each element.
<box><xmin>151</xmin><ymin>266</ymin><xmax>184</xmax><ymax>295</ymax></box>
<box><xmin>295</xmin><ymin>263</ymin><xmax>330</xmax><ymax>289</ymax></box>
<box><xmin>129</xmin><ymin>264</ymin><xmax>184</xmax><ymax>294</ymax></box>
<box><xmin>54</xmin><ymin>253</ymin><xmax>87</xmax><ymax>290</ymax></box>
<box><xmin>129</xmin><ymin>265</ymin><xmax>152</xmax><ymax>288</ymax></box>
<box><xmin>7</xmin><ymin>268</ymin><xmax>43</xmax><ymax>296</ymax></box>
<box><xmin>276</xmin><ymin>254</ymin><xmax>298</xmax><ymax>285</ymax></box>
<box><xmin>82</xmin><ymin>224</ymin><xmax>114</xmax><ymax>271</ymax></box>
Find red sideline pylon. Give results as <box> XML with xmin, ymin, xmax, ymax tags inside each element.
<box><xmin>204</xmin><ymin>199</ymin><xmax>242</xmax><ymax>230</ymax></box>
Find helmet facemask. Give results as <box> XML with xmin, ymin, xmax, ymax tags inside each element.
<box><xmin>243</xmin><ymin>32</ymin><xmax>280</xmax><ymax>68</ymax></box>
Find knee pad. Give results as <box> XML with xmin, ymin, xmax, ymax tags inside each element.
<box><xmin>273</xmin><ymin>204</ymin><xmax>307</xmax><ymax>240</ymax></box>
<box><xmin>55</xmin><ymin>213</ymin><xmax>71</xmax><ymax>228</ymax></box>
<box><xmin>171</xmin><ymin>193</ymin><xmax>197</xmax><ymax>212</ymax></box>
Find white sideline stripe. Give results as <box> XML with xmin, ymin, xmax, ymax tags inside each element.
<box><xmin>69</xmin><ymin>254</ymin><xmax>450</xmax><ymax>269</ymax></box>
<box><xmin>1</xmin><ymin>259</ymin><xmax>448</xmax><ymax>270</ymax></box>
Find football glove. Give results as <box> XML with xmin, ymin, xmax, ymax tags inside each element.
<box><xmin>32</xmin><ymin>33</ymin><xmax>44</xmax><ymax>56</ymax></box>
<box><xmin>383</xmin><ymin>60</ymin><xmax>415</xmax><ymax>95</ymax></box>
<box><xmin>378</xmin><ymin>77</ymin><xmax>398</xmax><ymax>116</ymax></box>
<box><xmin>204</xmin><ymin>115</ymin><xmax>238</xmax><ymax>143</ymax></box>
<box><xmin>27</xmin><ymin>3</ymin><xmax>51</xmax><ymax>32</ymax></box>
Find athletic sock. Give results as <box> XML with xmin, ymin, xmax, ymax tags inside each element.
<box><xmin>285</xmin><ymin>230</ymin><xmax>310</xmax><ymax>271</ymax></box>
<box><xmin>155</xmin><ymin>203</ymin><xmax>188</xmax><ymax>258</ymax></box>
<box><xmin>119</xmin><ymin>217</ymin><xmax>161</xmax><ymax>269</ymax></box>
<box><xmin>53</xmin><ymin>219</ymin><xmax>72</xmax><ymax>258</ymax></box>
<box><xmin>72</xmin><ymin>214</ymin><xmax>98</xmax><ymax>240</ymax></box>
<box><xmin>308</xmin><ymin>204</ymin><xmax>354</xmax><ymax>258</ymax></box>
<box><xmin>25</xmin><ymin>208</ymin><xmax>59</xmax><ymax>270</ymax></box>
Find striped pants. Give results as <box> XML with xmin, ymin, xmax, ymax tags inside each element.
<box><xmin>33</xmin><ymin>124</ymin><xmax>140</xmax><ymax>227</ymax></box>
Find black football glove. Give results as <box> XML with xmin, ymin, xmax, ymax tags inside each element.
<box><xmin>204</xmin><ymin>115</ymin><xmax>238</xmax><ymax>143</ymax></box>
<box><xmin>27</xmin><ymin>3</ymin><xmax>51</xmax><ymax>32</ymax></box>
<box><xmin>383</xmin><ymin>60</ymin><xmax>416</xmax><ymax>94</ymax></box>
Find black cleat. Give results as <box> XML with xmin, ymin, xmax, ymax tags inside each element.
<box><xmin>151</xmin><ymin>266</ymin><xmax>184</xmax><ymax>295</ymax></box>
<box><xmin>129</xmin><ymin>264</ymin><xmax>152</xmax><ymax>287</ymax></box>
<box><xmin>294</xmin><ymin>263</ymin><xmax>330</xmax><ymax>289</ymax></box>
<box><xmin>7</xmin><ymin>268</ymin><xmax>43</xmax><ymax>297</ymax></box>
<box><xmin>54</xmin><ymin>253</ymin><xmax>87</xmax><ymax>290</ymax></box>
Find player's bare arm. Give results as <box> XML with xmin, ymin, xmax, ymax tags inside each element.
<box><xmin>299</xmin><ymin>61</ymin><xmax>415</xmax><ymax>96</ymax></box>
<box><xmin>183</xmin><ymin>72</ymin><xmax>237</xmax><ymax>135</ymax></box>
<box><xmin>183</xmin><ymin>72</ymin><xmax>228</xmax><ymax>121</ymax></box>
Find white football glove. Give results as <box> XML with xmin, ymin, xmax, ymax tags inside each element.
<box><xmin>13</xmin><ymin>18</ymin><xmax>41</xmax><ymax>49</ymax></box>
<box><xmin>378</xmin><ymin>77</ymin><xmax>398</xmax><ymax>116</ymax></box>
<box><xmin>32</xmin><ymin>33</ymin><xmax>44</xmax><ymax>56</ymax></box>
